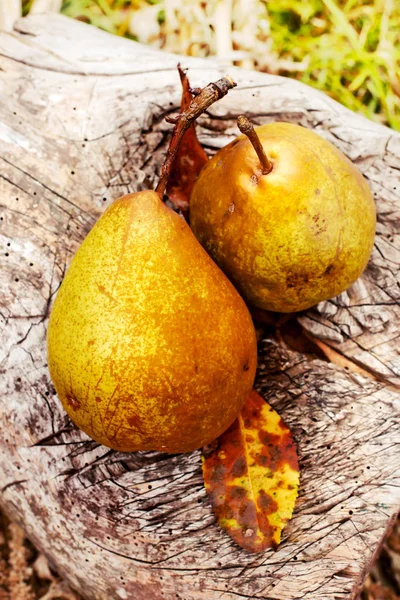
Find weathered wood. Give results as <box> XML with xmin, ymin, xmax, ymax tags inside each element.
<box><xmin>0</xmin><ymin>13</ymin><xmax>399</xmax><ymax>600</ymax></box>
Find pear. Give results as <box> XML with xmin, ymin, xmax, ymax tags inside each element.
<box><xmin>48</xmin><ymin>192</ymin><xmax>256</xmax><ymax>453</ymax></box>
<box><xmin>47</xmin><ymin>75</ymin><xmax>257</xmax><ymax>453</ymax></box>
<box><xmin>190</xmin><ymin>119</ymin><xmax>376</xmax><ymax>313</ymax></box>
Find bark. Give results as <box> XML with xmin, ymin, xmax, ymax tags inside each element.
<box><xmin>0</xmin><ymin>13</ymin><xmax>399</xmax><ymax>600</ymax></box>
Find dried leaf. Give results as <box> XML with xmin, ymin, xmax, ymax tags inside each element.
<box><xmin>166</xmin><ymin>65</ymin><xmax>208</xmax><ymax>217</ymax></box>
<box><xmin>202</xmin><ymin>390</ymin><xmax>299</xmax><ymax>553</ymax></box>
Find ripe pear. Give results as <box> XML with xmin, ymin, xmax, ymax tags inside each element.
<box><xmin>47</xmin><ymin>191</ymin><xmax>257</xmax><ymax>453</ymax></box>
<box><xmin>190</xmin><ymin>121</ymin><xmax>376</xmax><ymax>313</ymax></box>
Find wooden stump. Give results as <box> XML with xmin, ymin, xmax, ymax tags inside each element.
<box><xmin>1</xmin><ymin>13</ymin><xmax>400</xmax><ymax>600</ymax></box>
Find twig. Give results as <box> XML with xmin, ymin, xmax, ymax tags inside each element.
<box><xmin>155</xmin><ymin>73</ymin><xmax>236</xmax><ymax>198</ymax></box>
<box><xmin>237</xmin><ymin>115</ymin><xmax>273</xmax><ymax>175</ymax></box>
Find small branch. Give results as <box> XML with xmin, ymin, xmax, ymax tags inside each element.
<box><xmin>155</xmin><ymin>74</ymin><xmax>237</xmax><ymax>199</ymax></box>
<box><xmin>237</xmin><ymin>115</ymin><xmax>273</xmax><ymax>175</ymax></box>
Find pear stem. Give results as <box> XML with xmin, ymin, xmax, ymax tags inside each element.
<box><xmin>237</xmin><ymin>115</ymin><xmax>273</xmax><ymax>175</ymax></box>
<box><xmin>155</xmin><ymin>74</ymin><xmax>237</xmax><ymax>199</ymax></box>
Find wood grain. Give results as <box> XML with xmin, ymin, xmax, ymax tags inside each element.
<box><xmin>0</xmin><ymin>14</ymin><xmax>399</xmax><ymax>600</ymax></box>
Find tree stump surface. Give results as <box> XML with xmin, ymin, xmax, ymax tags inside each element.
<box><xmin>0</xmin><ymin>14</ymin><xmax>399</xmax><ymax>600</ymax></box>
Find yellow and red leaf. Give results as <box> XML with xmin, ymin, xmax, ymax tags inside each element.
<box><xmin>202</xmin><ymin>390</ymin><xmax>299</xmax><ymax>553</ymax></box>
<box><xmin>166</xmin><ymin>65</ymin><xmax>208</xmax><ymax>217</ymax></box>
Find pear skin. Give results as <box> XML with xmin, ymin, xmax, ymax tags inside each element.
<box><xmin>47</xmin><ymin>191</ymin><xmax>257</xmax><ymax>453</ymax></box>
<box><xmin>190</xmin><ymin>122</ymin><xmax>376</xmax><ymax>312</ymax></box>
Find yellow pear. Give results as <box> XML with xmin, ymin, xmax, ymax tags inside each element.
<box><xmin>47</xmin><ymin>74</ymin><xmax>256</xmax><ymax>453</ymax></box>
<box><xmin>47</xmin><ymin>191</ymin><xmax>257</xmax><ymax>453</ymax></box>
<box><xmin>190</xmin><ymin>120</ymin><xmax>376</xmax><ymax>312</ymax></box>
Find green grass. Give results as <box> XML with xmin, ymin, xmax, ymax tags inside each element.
<box><xmin>59</xmin><ymin>0</ymin><xmax>139</xmax><ymax>37</ymax></box>
<box><xmin>23</xmin><ymin>0</ymin><xmax>400</xmax><ymax>130</ymax></box>
<box><xmin>268</xmin><ymin>0</ymin><xmax>400</xmax><ymax>129</ymax></box>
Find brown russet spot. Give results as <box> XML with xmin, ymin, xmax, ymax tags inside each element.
<box><xmin>239</xmin><ymin>500</ymin><xmax>257</xmax><ymax>523</ymax></box>
<box><xmin>243</xmin><ymin>359</ymin><xmax>250</xmax><ymax>371</ymax></box>
<box><xmin>257</xmin><ymin>427</ymin><xmax>299</xmax><ymax>473</ymax></box>
<box><xmin>210</xmin><ymin>463</ymin><xmax>226</xmax><ymax>483</ymax></box>
<box><xmin>257</xmin><ymin>489</ymin><xmax>278</xmax><ymax>514</ymax></box>
<box><xmin>66</xmin><ymin>393</ymin><xmax>80</xmax><ymax>410</ymax></box>
<box><xmin>258</xmin><ymin>454</ymin><xmax>269</xmax><ymax>468</ymax></box>
<box><xmin>283</xmin><ymin>440</ymin><xmax>299</xmax><ymax>472</ymax></box>
<box><xmin>324</xmin><ymin>264</ymin><xmax>334</xmax><ymax>275</ymax></box>
<box><xmin>127</xmin><ymin>414</ymin><xmax>143</xmax><ymax>429</ymax></box>
<box><xmin>286</xmin><ymin>272</ymin><xmax>309</xmax><ymax>289</ymax></box>
<box><xmin>259</xmin><ymin>430</ymin><xmax>281</xmax><ymax>447</ymax></box>
<box><xmin>230</xmin><ymin>485</ymin><xmax>247</xmax><ymax>499</ymax></box>
<box><xmin>231</xmin><ymin>455</ymin><xmax>247</xmax><ymax>478</ymax></box>
<box><xmin>314</xmin><ymin>219</ymin><xmax>328</xmax><ymax>235</ymax></box>
<box><xmin>95</xmin><ymin>396</ymin><xmax>102</xmax><ymax>403</ymax></box>
<box><xmin>222</xmin><ymin>503</ymin><xmax>235</xmax><ymax>521</ymax></box>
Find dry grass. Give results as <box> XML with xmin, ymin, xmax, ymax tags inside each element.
<box><xmin>0</xmin><ymin>510</ymin><xmax>81</xmax><ymax>600</ymax></box>
<box><xmin>43</xmin><ymin>0</ymin><xmax>400</xmax><ymax>130</ymax></box>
